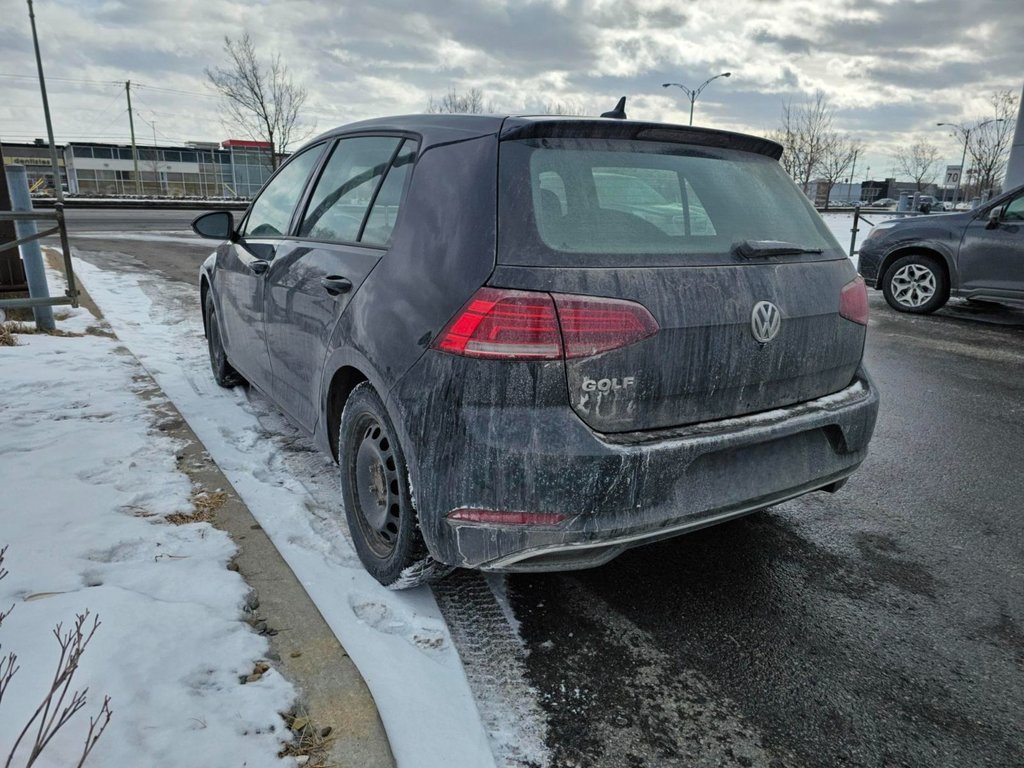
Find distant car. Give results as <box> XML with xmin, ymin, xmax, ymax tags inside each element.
<box><xmin>870</xmin><ymin>198</ymin><xmax>897</xmax><ymax>209</ymax></box>
<box><xmin>859</xmin><ymin>184</ymin><xmax>1024</xmax><ymax>313</ymax></box>
<box><xmin>193</xmin><ymin>114</ymin><xmax>878</xmax><ymax>588</ymax></box>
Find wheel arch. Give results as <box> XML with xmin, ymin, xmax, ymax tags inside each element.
<box><xmin>879</xmin><ymin>245</ymin><xmax>954</xmax><ymax>296</ymax></box>
<box><xmin>200</xmin><ymin>275</ymin><xmax>211</xmax><ymax>338</ymax></box>
<box><xmin>325</xmin><ymin>365</ymin><xmax>370</xmax><ymax>462</ymax></box>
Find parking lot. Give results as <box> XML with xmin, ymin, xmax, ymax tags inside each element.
<box><xmin>66</xmin><ymin>209</ymin><xmax>1024</xmax><ymax>767</ymax></box>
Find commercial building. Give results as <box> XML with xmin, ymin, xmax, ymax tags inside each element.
<box><xmin>2</xmin><ymin>138</ymin><xmax>282</xmax><ymax>198</ymax></box>
<box><xmin>0</xmin><ymin>139</ymin><xmax>69</xmax><ymax>192</ymax></box>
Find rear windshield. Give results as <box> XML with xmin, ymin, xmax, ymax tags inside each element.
<box><xmin>498</xmin><ymin>138</ymin><xmax>844</xmax><ymax>267</ymax></box>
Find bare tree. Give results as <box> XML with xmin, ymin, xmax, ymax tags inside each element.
<box><xmin>966</xmin><ymin>89</ymin><xmax>1019</xmax><ymax>196</ymax></box>
<box><xmin>819</xmin><ymin>135</ymin><xmax>864</xmax><ymax>210</ymax></box>
<box><xmin>894</xmin><ymin>140</ymin><xmax>941</xmax><ymax>191</ymax></box>
<box><xmin>773</xmin><ymin>90</ymin><xmax>836</xmax><ymax>196</ymax></box>
<box><xmin>536</xmin><ymin>100</ymin><xmax>589</xmax><ymax>116</ymax></box>
<box><xmin>206</xmin><ymin>33</ymin><xmax>309</xmax><ymax>169</ymax></box>
<box><xmin>426</xmin><ymin>87</ymin><xmax>494</xmax><ymax>114</ymax></box>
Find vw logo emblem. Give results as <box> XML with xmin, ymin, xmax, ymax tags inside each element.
<box><xmin>751</xmin><ymin>301</ymin><xmax>781</xmax><ymax>343</ymax></box>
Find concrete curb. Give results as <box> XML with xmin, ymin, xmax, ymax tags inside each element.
<box><xmin>56</xmin><ymin>262</ymin><xmax>395</xmax><ymax>768</ymax></box>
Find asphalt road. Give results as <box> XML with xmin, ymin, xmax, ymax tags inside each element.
<box><xmin>62</xmin><ymin>207</ymin><xmax>213</xmax><ymax>285</ymax></box>
<box><xmin>68</xmin><ymin>209</ymin><xmax>1024</xmax><ymax>768</ymax></box>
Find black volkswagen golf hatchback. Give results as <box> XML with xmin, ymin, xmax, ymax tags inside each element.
<box><xmin>194</xmin><ymin>115</ymin><xmax>879</xmax><ymax>588</ymax></box>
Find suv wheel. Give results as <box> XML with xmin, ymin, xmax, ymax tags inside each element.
<box><xmin>882</xmin><ymin>254</ymin><xmax>949</xmax><ymax>314</ymax></box>
<box><xmin>338</xmin><ymin>382</ymin><xmax>451</xmax><ymax>589</ymax></box>
<box><xmin>204</xmin><ymin>294</ymin><xmax>243</xmax><ymax>387</ymax></box>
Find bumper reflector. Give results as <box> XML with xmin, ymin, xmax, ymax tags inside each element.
<box><xmin>448</xmin><ymin>508</ymin><xmax>567</xmax><ymax>526</ymax></box>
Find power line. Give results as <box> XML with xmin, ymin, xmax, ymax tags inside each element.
<box><xmin>0</xmin><ymin>72</ymin><xmax>121</xmax><ymax>87</ymax></box>
<box><xmin>134</xmin><ymin>82</ymin><xmax>221</xmax><ymax>99</ymax></box>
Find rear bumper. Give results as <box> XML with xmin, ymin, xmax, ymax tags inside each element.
<box><xmin>391</xmin><ymin>364</ymin><xmax>879</xmax><ymax>572</ymax></box>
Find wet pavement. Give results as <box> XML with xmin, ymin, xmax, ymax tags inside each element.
<box><xmin>509</xmin><ymin>295</ymin><xmax>1024</xmax><ymax>767</ymax></box>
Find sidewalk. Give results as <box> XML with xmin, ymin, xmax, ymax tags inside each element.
<box><xmin>0</xmin><ymin>281</ymin><xmax>392</xmax><ymax>767</ymax></box>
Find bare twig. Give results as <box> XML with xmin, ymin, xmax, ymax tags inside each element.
<box><xmin>4</xmin><ymin>612</ymin><xmax>108</xmax><ymax>768</ymax></box>
<box><xmin>75</xmin><ymin>696</ymin><xmax>113</xmax><ymax>768</ymax></box>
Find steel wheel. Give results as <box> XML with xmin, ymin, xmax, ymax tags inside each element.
<box><xmin>351</xmin><ymin>414</ymin><xmax>402</xmax><ymax>558</ymax></box>
<box><xmin>889</xmin><ymin>263</ymin><xmax>937</xmax><ymax>309</ymax></box>
<box><xmin>338</xmin><ymin>382</ymin><xmax>452</xmax><ymax>588</ymax></box>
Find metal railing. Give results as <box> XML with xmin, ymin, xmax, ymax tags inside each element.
<box><xmin>0</xmin><ymin>204</ymin><xmax>79</xmax><ymax>310</ymax></box>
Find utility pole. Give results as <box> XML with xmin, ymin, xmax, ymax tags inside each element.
<box><xmin>125</xmin><ymin>80</ymin><xmax>142</xmax><ymax>194</ymax></box>
<box><xmin>1005</xmin><ymin>82</ymin><xmax>1024</xmax><ymax>190</ymax></box>
<box><xmin>27</xmin><ymin>0</ymin><xmax>62</xmax><ymax>205</ymax></box>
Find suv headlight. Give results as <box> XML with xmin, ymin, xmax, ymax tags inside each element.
<box><xmin>865</xmin><ymin>221</ymin><xmax>898</xmax><ymax>241</ymax></box>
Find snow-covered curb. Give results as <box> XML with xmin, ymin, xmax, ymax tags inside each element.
<box><xmin>0</xmin><ymin>305</ymin><xmax>294</xmax><ymax>766</ymax></box>
<box><xmin>69</xmin><ymin>257</ymin><xmax>496</xmax><ymax>767</ymax></box>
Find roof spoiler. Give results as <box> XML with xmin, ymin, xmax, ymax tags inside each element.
<box><xmin>498</xmin><ymin>119</ymin><xmax>784</xmax><ymax>160</ymax></box>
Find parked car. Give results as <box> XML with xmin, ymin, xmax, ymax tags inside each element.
<box><xmin>871</xmin><ymin>198</ymin><xmax>897</xmax><ymax>208</ymax></box>
<box><xmin>859</xmin><ymin>183</ymin><xmax>1024</xmax><ymax>313</ymax></box>
<box><xmin>193</xmin><ymin>115</ymin><xmax>879</xmax><ymax>588</ymax></box>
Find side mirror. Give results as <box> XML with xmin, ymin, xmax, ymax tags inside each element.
<box><xmin>986</xmin><ymin>208</ymin><xmax>1001</xmax><ymax>229</ymax></box>
<box><xmin>191</xmin><ymin>211</ymin><xmax>237</xmax><ymax>241</ymax></box>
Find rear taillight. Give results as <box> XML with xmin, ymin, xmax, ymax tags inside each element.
<box><xmin>448</xmin><ymin>508</ymin><xmax>567</xmax><ymax>526</ymax></box>
<box><xmin>433</xmin><ymin>287</ymin><xmax>562</xmax><ymax>360</ymax></box>
<box><xmin>840</xmin><ymin>276</ymin><xmax>869</xmax><ymax>325</ymax></box>
<box><xmin>553</xmin><ymin>294</ymin><xmax>659</xmax><ymax>359</ymax></box>
<box><xmin>433</xmin><ymin>287</ymin><xmax>658</xmax><ymax>360</ymax></box>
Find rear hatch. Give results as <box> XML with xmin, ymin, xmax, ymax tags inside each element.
<box><xmin>494</xmin><ymin>121</ymin><xmax>866</xmax><ymax>433</ymax></box>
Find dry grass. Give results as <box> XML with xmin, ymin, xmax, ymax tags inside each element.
<box><xmin>0</xmin><ymin>325</ymin><xmax>14</xmax><ymax>347</ymax></box>
<box><xmin>279</xmin><ymin>703</ymin><xmax>336</xmax><ymax>768</ymax></box>
<box><xmin>166</xmin><ymin>489</ymin><xmax>227</xmax><ymax>525</ymax></box>
<box><xmin>1</xmin><ymin>321</ymin><xmax>82</xmax><ymax>338</ymax></box>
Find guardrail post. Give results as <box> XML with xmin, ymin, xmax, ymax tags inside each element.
<box><xmin>849</xmin><ymin>207</ymin><xmax>860</xmax><ymax>260</ymax></box>
<box><xmin>6</xmin><ymin>165</ymin><xmax>55</xmax><ymax>330</ymax></box>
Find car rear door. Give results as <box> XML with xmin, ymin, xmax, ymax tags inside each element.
<box><xmin>957</xmin><ymin>190</ymin><xmax>1024</xmax><ymax>297</ymax></box>
<box><xmin>263</xmin><ymin>136</ymin><xmax>417</xmax><ymax>431</ymax></box>
<box><xmin>217</xmin><ymin>145</ymin><xmax>325</xmax><ymax>390</ymax></box>
<box><xmin>496</xmin><ymin>133</ymin><xmax>867</xmax><ymax>433</ymax></box>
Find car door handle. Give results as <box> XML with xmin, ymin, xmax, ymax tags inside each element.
<box><xmin>250</xmin><ymin>259</ymin><xmax>270</xmax><ymax>275</ymax></box>
<box><xmin>321</xmin><ymin>276</ymin><xmax>353</xmax><ymax>296</ymax></box>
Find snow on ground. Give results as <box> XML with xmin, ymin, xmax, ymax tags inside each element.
<box><xmin>820</xmin><ymin>210</ymin><xmax>899</xmax><ymax>270</ymax></box>
<box><xmin>69</xmin><ymin>256</ymin><xmax>508</xmax><ymax>767</ymax></box>
<box><xmin>0</xmin><ymin>291</ymin><xmax>294</xmax><ymax>766</ymax></box>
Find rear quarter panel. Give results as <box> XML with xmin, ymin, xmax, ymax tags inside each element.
<box><xmin>316</xmin><ymin>132</ymin><xmax>500</xmax><ymax>454</ymax></box>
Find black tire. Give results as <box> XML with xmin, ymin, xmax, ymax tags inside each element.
<box><xmin>881</xmin><ymin>254</ymin><xmax>949</xmax><ymax>314</ymax></box>
<box><xmin>338</xmin><ymin>382</ymin><xmax>451</xmax><ymax>589</ymax></box>
<box><xmin>204</xmin><ymin>293</ymin><xmax>243</xmax><ymax>387</ymax></box>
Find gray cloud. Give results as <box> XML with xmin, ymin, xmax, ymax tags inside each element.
<box><xmin>0</xmin><ymin>0</ymin><xmax>1019</xmax><ymax>182</ymax></box>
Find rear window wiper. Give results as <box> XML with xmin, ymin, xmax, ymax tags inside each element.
<box><xmin>732</xmin><ymin>240</ymin><xmax>824</xmax><ymax>258</ymax></box>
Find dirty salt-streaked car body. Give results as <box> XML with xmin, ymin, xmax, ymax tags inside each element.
<box><xmin>194</xmin><ymin>114</ymin><xmax>879</xmax><ymax>588</ymax></box>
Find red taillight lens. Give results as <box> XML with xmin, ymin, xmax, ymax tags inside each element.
<box><xmin>433</xmin><ymin>287</ymin><xmax>562</xmax><ymax>360</ymax></box>
<box><xmin>553</xmin><ymin>294</ymin><xmax>660</xmax><ymax>359</ymax></box>
<box><xmin>433</xmin><ymin>287</ymin><xmax>659</xmax><ymax>360</ymax></box>
<box><xmin>448</xmin><ymin>508</ymin><xmax>567</xmax><ymax>526</ymax></box>
<box><xmin>840</xmin><ymin>276</ymin><xmax>869</xmax><ymax>325</ymax></box>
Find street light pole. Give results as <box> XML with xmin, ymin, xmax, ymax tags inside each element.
<box><xmin>662</xmin><ymin>72</ymin><xmax>732</xmax><ymax>126</ymax></box>
<box><xmin>937</xmin><ymin>118</ymin><xmax>1005</xmax><ymax>206</ymax></box>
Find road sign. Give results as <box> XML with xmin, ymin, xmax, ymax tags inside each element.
<box><xmin>944</xmin><ymin>165</ymin><xmax>962</xmax><ymax>186</ymax></box>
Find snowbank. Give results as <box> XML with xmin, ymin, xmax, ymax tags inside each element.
<box><xmin>0</xmin><ymin>306</ymin><xmax>294</xmax><ymax>766</ymax></box>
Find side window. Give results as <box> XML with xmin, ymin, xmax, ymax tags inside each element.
<box><xmin>299</xmin><ymin>137</ymin><xmax>402</xmax><ymax>243</ymax></box>
<box><xmin>242</xmin><ymin>146</ymin><xmax>324</xmax><ymax>238</ymax></box>
<box><xmin>1003</xmin><ymin>194</ymin><xmax>1024</xmax><ymax>222</ymax></box>
<box><xmin>361</xmin><ymin>140</ymin><xmax>419</xmax><ymax>246</ymax></box>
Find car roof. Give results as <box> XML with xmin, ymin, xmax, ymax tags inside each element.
<box><xmin>304</xmin><ymin>114</ymin><xmax>783</xmax><ymax>160</ymax></box>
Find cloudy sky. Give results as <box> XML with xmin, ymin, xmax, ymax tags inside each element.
<box><xmin>1</xmin><ymin>0</ymin><xmax>1021</xmax><ymax>180</ymax></box>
